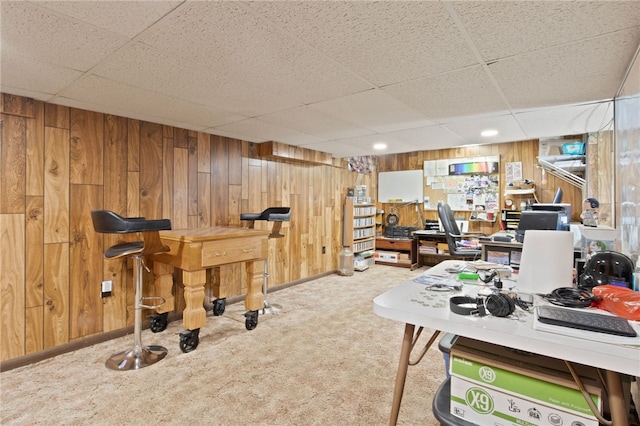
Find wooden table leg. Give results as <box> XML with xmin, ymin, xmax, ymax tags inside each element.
<box><xmin>605</xmin><ymin>370</ymin><xmax>629</xmax><ymax>426</ymax></box>
<box><xmin>153</xmin><ymin>262</ymin><xmax>174</xmax><ymax>314</ymax></box>
<box><xmin>182</xmin><ymin>270</ymin><xmax>207</xmax><ymax>330</ymax></box>
<box><xmin>244</xmin><ymin>260</ymin><xmax>264</xmax><ymax>311</ymax></box>
<box><xmin>390</xmin><ymin>323</ymin><xmax>415</xmax><ymax>426</ymax></box>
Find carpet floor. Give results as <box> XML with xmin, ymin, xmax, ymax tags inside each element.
<box><xmin>1</xmin><ymin>264</ymin><xmax>446</xmax><ymax>425</ymax></box>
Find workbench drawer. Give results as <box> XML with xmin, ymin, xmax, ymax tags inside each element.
<box><xmin>376</xmin><ymin>238</ymin><xmax>413</xmax><ymax>251</ymax></box>
<box><xmin>201</xmin><ymin>236</ymin><xmax>264</xmax><ymax>266</ymax></box>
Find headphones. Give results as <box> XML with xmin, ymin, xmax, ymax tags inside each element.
<box><xmin>450</xmin><ymin>293</ymin><xmax>521</xmax><ymax>318</ymax></box>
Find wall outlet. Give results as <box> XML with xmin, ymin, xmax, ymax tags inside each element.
<box><xmin>101</xmin><ymin>280</ymin><xmax>113</xmax><ymax>298</ymax></box>
<box><xmin>322</xmin><ymin>246</ymin><xmax>326</xmax><ymax>254</ymax></box>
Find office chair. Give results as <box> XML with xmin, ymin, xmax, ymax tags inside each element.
<box><xmin>437</xmin><ymin>202</ymin><xmax>483</xmax><ymax>260</ymax></box>
<box><xmin>552</xmin><ymin>187</ymin><xmax>563</xmax><ymax>203</ymax></box>
<box><xmin>91</xmin><ymin>210</ymin><xmax>172</xmax><ymax>370</ymax></box>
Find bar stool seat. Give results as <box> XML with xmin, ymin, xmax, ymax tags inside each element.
<box><xmin>91</xmin><ymin>210</ymin><xmax>171</xmax><ymax>371</ymax></box>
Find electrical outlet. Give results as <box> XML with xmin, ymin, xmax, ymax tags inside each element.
<box><xmin>101</xmin><ymin>280</ymin><xmax>113</xmax><ymax>298</ymax></box>
<box><xmin>322</xmin><ymin>246</ymin><xmax>326</xmax><ymax>254</ymax></box>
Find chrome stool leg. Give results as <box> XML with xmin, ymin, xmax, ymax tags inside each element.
<box><xmin>106</xmin><ymin>254</ymin><xmax>168</xmax><ymax>371</ymax></box>
<box><xmin>258</xmin><ymin>259</ymin><xmax>281</xmax><ymax>315</ymax></box>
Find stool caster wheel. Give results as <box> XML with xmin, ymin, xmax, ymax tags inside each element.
<box><xmin>149</xmin><ymin>312</ymin><xmax>168</xmax><ymax>333</ymax></box>
<box><xmin>212</xmin><ymin>298</ymin><xmax>226</xmax><ymax>316</ymax></box>
<box><xmin>178</xmin><ymin>328</ymin><xmax>200</xmax><ymax>353</ymax></box>
<box><xmin>244</xmin><ymin>310</ymin><xmax>259</xmax><ymax>330</ymax></box>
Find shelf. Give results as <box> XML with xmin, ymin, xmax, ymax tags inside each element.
<box><xmin>504</xmin><ymin>188</ymin><xmax>536</xmax><ymax>196</ymax></box>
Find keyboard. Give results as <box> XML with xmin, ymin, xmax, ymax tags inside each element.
<box><xmin>536</xmin><ymin>305</ymin><xmax>637</xmax><ymax>337</ymax></box>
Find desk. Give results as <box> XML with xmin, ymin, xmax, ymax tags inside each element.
<box><xmin>413</xmin><ymin>230</ymin><xmax>474</xmax><ymax>266</ymax></box>
<box><xmin>152</xmin><ymin>227</ymin><xmax>270</xmax><ymax>351</ymax></box>
<box><xmin>373</xmin><ymin>260</ymin><xmax>640</xmax><ymax>425</ymax></box>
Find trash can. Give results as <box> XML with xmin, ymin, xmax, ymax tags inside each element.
<box><xmin>338</xmin><ymin>246</ymin><xmax>354</xmax><ymax>276</ymax></box>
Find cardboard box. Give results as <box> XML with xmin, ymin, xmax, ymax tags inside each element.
<box><xmin>450</xmin><ymin>337</ymin><xmax>602</xmax><ymax>426</ymax></box>
<box><xmin>374</xmin><ymin>250</ymin><xmax>399</xmax><ymax>263</ymax></box>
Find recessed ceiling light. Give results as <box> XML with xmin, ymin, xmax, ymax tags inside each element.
<box><xmin>481</xmin><ymin>129</ymin><xmax>498</xmax><ymax>137</ymax></box>
<box><xmin>373</xmin><ymin>143</ymin><xmax>387</xmax><ymax>150</ymax></box>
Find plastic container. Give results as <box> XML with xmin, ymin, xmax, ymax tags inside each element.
<box><xmin>338</xmin><ymin>246</ymin><xmax>354</xmax><ymax>276</ymax></box>
<box><xmin>562</xmin><ymin>141</ymin><xmax>585</xmax><ymax>155</ymax></box>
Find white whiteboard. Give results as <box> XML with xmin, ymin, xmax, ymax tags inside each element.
<box><xmin>378</xmin><ymin>170</ymin><xmax>423</xmax><ymax>203</ymax></box>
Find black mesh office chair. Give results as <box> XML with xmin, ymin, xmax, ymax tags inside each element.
<box><xmin>437</xmin><ymin>202</ymin><xmax>483</xmax><ymax>260</ymax></box>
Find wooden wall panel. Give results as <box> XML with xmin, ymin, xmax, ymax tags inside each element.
<box><xmin>1</xmin><ymin>114</ymin><xmax>26</xmax><ymax>213</ymax></box>
<box><xmin>43</xmin><ymin>242</ymin><xmax>69</xmax><ymax>349</ymax></box>
<box><xmin>173</xmin><ymin>148</ymin><xmax>188</xmax><ymax>229</ymax></box>
<box><xmin>25</xmin><ymin>305</ymin><xmax>43</xmax><ymax>354</ymax></box>
<box><xmin>69</xmin><ymin>184</ymin><xmax>104</xmax><ymax>339</ymax></box>
<box><xmin>187</xmin><ymin>135</ymin><xmax>198</xmax><ymax>216</ymax></box>
<box><xmin>26</xmin><ymin>101</ymin><xmax>44</xmax><ymax>196</ymax></box>
<box><xmin>25</xmin><ymin>196</ymin><xmax>44</xmax><ymax>308</ymax></box>
<box><xmin>128</xmin><ymin>119</ymin><xmax>140</xmax><ymax>172</ymax></box>
<box><xmin>211</xmin><ymin>136</ymin><xmax>229</xmax><ymax>226</ymax></box>
<box><xmin>70</xmin><ymin>109</ymin><xmax>103</xmax><ymax>185</ymax></box>
<box><xmin>1</xmin><ymin>93</ymin><xmax>35</xmax><ymax>118</ymax></box>
<box><xmin>44</xmin><ymin>127</ymin><xmax>69</xmax><ymax>244</ymax></box>
<box><xmin>0</xmin><ymin>214</ymin><xmax>26</xmax><ymax>361</ymax></box>
<box><xmin>139</xmin><ymin>122</ymin><xmax>163</xmax><ymax>218</ymax></box>
<box><xmin>162</xmin><ymin>138</ymin><xmax>174</xmax><ymax>221</ymax></box>
<box><xmin>44</xmin><ymin>104</ymin><xmax>69</xmax><ymax>129</ymax></box>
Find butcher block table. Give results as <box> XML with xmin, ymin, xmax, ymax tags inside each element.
<box><xmin>151</xmin><ymin>227</ymin><xmax>270</xmax><ymax>352</ymax></box>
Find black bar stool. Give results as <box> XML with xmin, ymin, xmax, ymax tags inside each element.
<box><xmin>240</xmin><ymin>207</ymin><xmax>291</xmax><ymax>315</ymax></box>
<box><xmin>91</xmin><ymin>210</ymin><xmax>172</xmax><ymax>371</ymax></box>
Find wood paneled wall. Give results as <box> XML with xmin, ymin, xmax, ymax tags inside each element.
<box><xmin>1</xmin><ymin>93</ymin><xmax>372</xmax><ymax>362</ymax></box>
<box><xmin>377</xmin><ymin>140</ymin><xmax>585</xmax><ymax>234</ymax></box>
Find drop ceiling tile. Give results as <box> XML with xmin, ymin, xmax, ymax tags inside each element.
<box><xmin>257</xmin><ymin>106</ymin><xmax>375</xmax><ymax>140</ymax></box>
<box><xmin>1</xmin><ymin>2</ymin><xmax>129</xmax><ymax>71</ymax></box>
<box><xmin>213</xmin><ymin>117</ymin><xmax>324</xmax><ymax>145</ymax></box>
<box><xmin>33</xmin><ymin>1</ymin><xmax>182</xmax><ymax>39</ymax></box>
<box><xmin>516</xmin><ymin>101</ymin><xmax>614</xmax><ymax>139</ymax></box>
<box><xmin>136</xmin><ymin>1</ymin><xmax>373</xmax><ymax>104</ymax></box>
<box><xmin>56</xmin><ymin>75</ymin><xmax>247</xmax><ymax>129</ymax></box>
<box><xmin>491</xmin><ymin>30</ymin><xmax>640</xmax><ymax>109</ymax></box>
<box><xmin>442</xmin><ymin>113</ymin><xmax>526</xmax><ymax>145</ymax></box>
<box><xmin>1</xmin><ymin>50</ymin><xmax>83</xmax><ymax>95</ymax></box>
<box><xmin>308</xmin><ymin>89</ymin><xmax>434</xmax><ymax>133</ymax></box>
<box><xmin>93</xmin><ymin>42</ymin><xmax>301</xmax><ymax>116</ymax></box>
<box><xmin>384</xmin><ymin>66</ymin><xmax>509</xmax><ymax>120</ymax></box>
<box><xmin>247</xmin><ymin>1</ymin><xmax>478</xmax><ymax>86</ymax></box>
<box><xmin>452</xmin><ymin>1</ymin><xmax>640</xmax><ymax>61</ymax></box>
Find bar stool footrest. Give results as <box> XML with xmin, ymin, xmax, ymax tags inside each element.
<box><xmin>139</xmin><ymin>296</ymin><xmax>165</xmax><ymax>310</ymax></box>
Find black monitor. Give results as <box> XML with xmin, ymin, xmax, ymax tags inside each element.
<box><xmin>515</xmin><ymin>210</ymin><xmax>561</xmax><ymax>243</ymax></box>
<box><xmin>528</xmin><ymin>203</ymin><xmax>572</xmax><ymax>231</ymax></box>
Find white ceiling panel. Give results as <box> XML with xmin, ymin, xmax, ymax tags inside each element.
<box><xmin>309</xmin><ymin>89</ymin><xmax>435</xmax><ymax>133</ymax></box>
<box><xmin>1</xmin><ymin>2</ymin><xmax>128</xmax><ymax>71</ymax></box>
<box><xmin>34</xmin><ymin>1</ymin><xmax>183</xmax><ymax>39</ymax></box>
<box><xmin>1</xmin><ymin>50</ymin><xmax>83</xmax><ymax>96</ymax></box>
<box><xmin>384</xmin><ymin>66</ymin><xmax>509</xmax><ymax>120</ymax></box>
<box><xmin>452</xmin><ymin>1</ymin><xmax>640</xmax><ymax>61</ymax></box>
<box><xmin>1</xmin><ymin>1</ymin><xmax>637</xmax><ymax>158</ymax></box>
<box><xmin>213</xmin><ymin>117</ymin><xmax>326</xmax><ymax>145</ymax></box>
<box><xmin>257</xmin><ymin>106</ymin><xmax>374</xmax><ymax>140</ymax></box>
<box><xmin>441</xmin><ymin>113</ymin><xmax>527</xmax><ymax>145</ymax></box>
<box><xmin>246</xmin><ymin>1</ymin><xmax>477</xmax><ymax>86</ymax></box>
<box><xmin>516</xmin><ymin>101</ymin><xmax>614</xmax><ymax>139</ymax></box>
<box><xmin>57</xmin><ymin>75</ymin><xmax>247</xmax><ymax>129</ymax></box>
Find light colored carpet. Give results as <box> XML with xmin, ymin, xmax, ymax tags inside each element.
<box><xmin>1</xmin><ymin>265</ymin><xmax>446</xmax><ymax>425</ymax></box>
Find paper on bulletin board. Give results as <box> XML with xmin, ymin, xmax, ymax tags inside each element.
<box><xmin>435</xmin><ymin>160</ymin><xmax>449</xmax><ymax>176</ymax></box>
<box><xmin>447</xmin><ymin>194</ymin><xmax>467</xmax><ymax>210</ymax></box>
<box><xmin>424</xmin><ymin>160</ymin><xmax>437</xmax><ymax>177</ymax></box>
<box><xmin>506</xmin><ymin>162</ymin><xmax>522</xmax><ymax>183</ymax></box>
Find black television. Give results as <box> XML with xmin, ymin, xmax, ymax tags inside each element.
<box><xmin>515</xmin><ymin>210</ymin><xmax>561</xmax><ymax>243</ymax></box>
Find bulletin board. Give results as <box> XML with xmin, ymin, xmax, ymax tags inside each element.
<box><xmin>378</xmin><ymin>170</ymin><xmax>424</xmax><ymax>203</ymax></box>
<box><xmin>423</xmin><ymin>156</ymin><xmax>500</xmax><ymax>211</ymax></box>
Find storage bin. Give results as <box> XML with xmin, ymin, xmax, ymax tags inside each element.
<box><xmin>562</xmin><ymin>141</ymin><xmax>585</xmax><ymax>155</ymax></box>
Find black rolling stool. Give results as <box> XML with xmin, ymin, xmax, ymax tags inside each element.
<box><xmin>239</xmin><ymin>207</ymin><xmax>291</xmax><ymax>315</ymax></box>
<box><xmin>91</xmin><ymin>210</ymin><xmax>172</xmax><ymax>371</ymax></box>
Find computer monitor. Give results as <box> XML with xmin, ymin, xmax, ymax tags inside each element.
<box><xmin>528</xmin><ymin>203</ymin><xmax>572</xmax><ymax>231</ymax></box>
<box><xmin>552</xmin><ymin>187</ymin><xmax>563</xmax><ymax>204</ymax></box>
<box><xmin>515</xmin><ymin>210</ymin><xmax>561</xmax><ymax>243</ymax></box>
